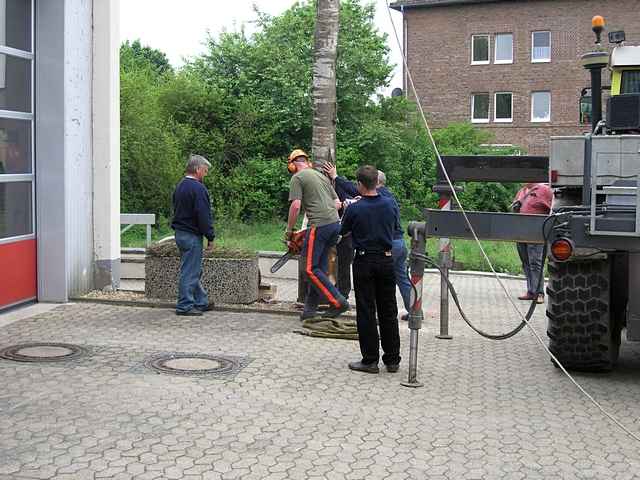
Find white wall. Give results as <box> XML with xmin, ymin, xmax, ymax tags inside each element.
<box><xmin>36</xmin><ymin>0</ymin><xmax>121</xmax><ymax>300</ymax></box>
<box><xmin>64</xmin><ymin>0</ymin><xmax>94</xmax><ymax>295</ymax></box>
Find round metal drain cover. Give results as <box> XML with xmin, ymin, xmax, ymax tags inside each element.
<box><xmin>145</xmin><ymin>353</ymin><xmax>238</xmax><ymax>376</ymax></box>
<box><xmin>0</xmin><ymin>343</ymin><xmax>85</xmax><ymax>363</ymax></box>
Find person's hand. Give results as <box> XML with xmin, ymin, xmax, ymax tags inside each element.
<box><xmin>322</xmin><ymin>162</ymin><xmax>337</xmax><ymax>180</ymax></box>
<box><xmin>343</xmin><ymin>196</ymin><xmax>361</xmax><ymax>209</ymax></box>
<box><xmin>335</xmin><ymin>199</ymin><xmax>342</xmax><ymax>211</ymax></box>
<box><xmin>205</xmin><ymin>240</ymin><xmax>214</xmax><ymax>252</ymax></box>
<box><xmin>283</xmin><ymin>230</ymin><xmax>294</xmax><ymax>246</ymax></box>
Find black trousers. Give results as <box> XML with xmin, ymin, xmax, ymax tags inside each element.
<box><xmin>352</xmin><ymin>253</ymin><xmax>400</xmax><ymax>365</ymax></box>
<box><xmin>336</xmin><ymin>234</ymin><xmax>354</xmax><ymax>298</ymax></box>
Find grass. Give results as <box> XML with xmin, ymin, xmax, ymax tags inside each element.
<box><xmin>123</xmin><ymin>219</ymin><xmax>524</xmax><ymax>275</ymax></box>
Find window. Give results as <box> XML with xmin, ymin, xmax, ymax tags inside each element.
<box><xmin>472</xmin><ymin>35</ymin><xmax>489</xmax><ymax>64</ymax></box>
<box><xmin>621</xmin><ymin>71</ymin><xmax>640</xmax><ymax>94</ymax></box>
<box><xmin>495</xmin><ymin>33</ymin><xmax>513</xmax><ymax>64</ymax></box>
<box><xmin>0</xmin><ymin>0</ymin><xmax>34</xmax><ymax>242</ymax></box>
<box><xmin>471</xmin><ymin>93</ymin><xmax>490</xmax><ymax>123</ymax></box>
<box><xmin>0</xmin><ymin>0</ymin><xmax>32</xmax><ymax>52</ymax></box>
<box><xmin>531</xmin><ymin>91</ymin><xmax>551</xmax><ymax>122</ymax></box>
<box><xmin>532</xmin><ymin>31</ymin><xmax>551</xmax><ymax>62</ymax></box>
<box><xmin>494</xmin><ymin>92</ymin><xmax>513</xmax><ymax>122</ymax></box>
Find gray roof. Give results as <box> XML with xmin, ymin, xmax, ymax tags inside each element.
<box><xmin>390</xmin><ymin>0</ymin><xmax>510</xmax><ymax>10</ymax></box>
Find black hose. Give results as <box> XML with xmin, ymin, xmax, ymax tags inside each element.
<box><xmin>406</xmin><ymin>215</ymin><xmax>559</xmax><ymax>341</ymax></box>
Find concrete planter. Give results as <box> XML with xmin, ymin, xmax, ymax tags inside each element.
<box><xmin>145</xmin><ymin>252</ymin><xmax>260</xmax><ymax>304</ymax></box>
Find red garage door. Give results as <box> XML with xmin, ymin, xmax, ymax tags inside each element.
<box><xmin>0</xmin><ymin>238</ymin><xmax>36</xmax><ymax>308</ymax></box>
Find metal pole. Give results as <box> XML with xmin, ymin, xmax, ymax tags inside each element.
<box><xmin>436</xmin><ymin>193</ymin><xmax>453</xmax><ymax>340</ymax></box>
<box><xmin>146</xmin><ymin>224</ymin><xmax>152</xmax><ymax>248</ymax></box>
<box><xmin>402</xmin><ymin>221</ymin><xmax>426</xmax><ymax>388</ymax></box>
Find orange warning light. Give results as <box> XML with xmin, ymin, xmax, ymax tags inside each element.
<box><xmin>592</xmin><ymin>15</ymin><xmax>605</xmax><ymax>30</ymax></box>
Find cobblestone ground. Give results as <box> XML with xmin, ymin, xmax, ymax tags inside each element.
<box><xmin>1</xmin><ymin>274</ymin><xmax>640</xmax><ymax>479</ymax></box>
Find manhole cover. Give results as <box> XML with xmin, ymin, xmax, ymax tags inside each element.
<box><xmin>145</xmin><ymin>353</ymin><xmax>239</xmax><ymax>377</ymax></box>
<box><xmin>0</xmin><ymin>343</ymin><xmax>86</xmax><ymax>363</ymax></box>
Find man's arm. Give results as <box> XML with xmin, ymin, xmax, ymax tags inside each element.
<box><xmin>195</xmin><ymin>188</ymin><xmax>215</xmax><ymax>243</ymax></box>
<box><xmin>340</xmin><ymin>206</ymin><xmax>354</xmax><ymax>236</ymax></box>
<box><xmin>287</xmin><ymin>199</ymin><xmax>301</xmax><ymax>232</ymax></box>
<box><xmin>335</xmin><ymin>176</ymin><xmax>358</xmax><ymax>198</ymax></box>
<box><xmin>322</xmin><ymin>162</ymin><xmax>358</xmax><ymax>198</ymax></box>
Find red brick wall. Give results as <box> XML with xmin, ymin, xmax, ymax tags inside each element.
<box><xmin>403</xmin><ymin>0</ymin><xmax>640</xmax><ymax>154</ymax></box>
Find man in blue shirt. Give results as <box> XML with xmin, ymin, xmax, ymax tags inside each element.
<box><xmin>171</xmin><ymin>154</ymin><xmax>215</xmax><ymax>316</ymax></box>
<box><xmin>341</xmin><ymin>165</ymin><xmax>401</xmax><ymax>374</ymax></box>
<box><xmin>323</xmin><ymin>163</ymin><xmax>413</xmax><ymax>316</ymax></box>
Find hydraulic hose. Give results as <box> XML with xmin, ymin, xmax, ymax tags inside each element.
<box><xmin>407</xmin><ymin>215</ymin><xmax>558</xmax><ymax>341</ymax></box>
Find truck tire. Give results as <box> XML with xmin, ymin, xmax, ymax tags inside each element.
<box><xmin>546</xmin><ymin>258</ymin><xmax>620</xmax><ymax>372</ymax></box>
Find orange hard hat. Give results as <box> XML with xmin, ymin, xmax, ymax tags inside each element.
<box><xmin>288</xmin><ymin>149</ymin><xmax>309</xmax><ymax>163</ymax></box>
<box><xmin>287</xmin><ymin>149</ymin><xmax>309</xmax><ymax>174</ymax></box>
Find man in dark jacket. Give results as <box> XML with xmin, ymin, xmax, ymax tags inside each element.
<box><xmin>341</xmin><ymin>165</ymin><xmax>401</xmax><ymax>374</ymax></box>
<box><xmin>171</xmin><ymin>154</ymin><xmax>215</xmax><ymax>316</ymax></box>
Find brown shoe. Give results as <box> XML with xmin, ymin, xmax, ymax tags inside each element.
<box><xmin>518</xmin><ymin>293</ymin><xmax>535</xmax><ymax>301</ymax></box>
<box><xmin>536</xmin><ymin>294</ymin><xmax>545</xmax><ymax>304</ymax></box>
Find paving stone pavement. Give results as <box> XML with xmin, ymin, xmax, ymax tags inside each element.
<box><xmin>1</xmin><ymin>273</ymin><xmax>640</xmax><ymax>479</ymax></box>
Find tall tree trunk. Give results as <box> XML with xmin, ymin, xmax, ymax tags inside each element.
<box><xmin>312</xmin><ymin>0</ymin><xmax>339</xmax><ymax>168</ymax></box>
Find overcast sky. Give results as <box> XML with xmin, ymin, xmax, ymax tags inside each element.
<box><xmin>119</xmin><ymin>0</ymin><xmax>404</xmax><ymax>94</ymax></box>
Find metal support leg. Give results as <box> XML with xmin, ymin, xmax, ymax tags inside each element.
<box><xmin>401</xmin><ymin>221</ymin><xmax>426</xmax><ymax>388</ymax></box>
<box><xmin>436</xmin><ymin>248</ymin><xmax>452</xmax><ymax>340</ymax></box>
<box><xmin>435</xmin><ymin>189</ymin><xmax>453</xmax><ymax>340</ymax></box>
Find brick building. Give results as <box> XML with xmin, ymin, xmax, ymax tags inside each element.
<box><xmin>390</xmin><ymin>0</ymin><xmax>640</xmax><ymax>154</ymax></box>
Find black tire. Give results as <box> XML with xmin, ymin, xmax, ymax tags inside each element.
<box><xmin>546</xmin><ymin>258</ymin><xmax>620</xmax><ymax>372</ymax></box>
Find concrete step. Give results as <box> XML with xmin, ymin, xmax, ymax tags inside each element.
<box><xmin>121</xmin><ymin>252</ymin><xmax>145</xmax><ymax>280</ymax></box>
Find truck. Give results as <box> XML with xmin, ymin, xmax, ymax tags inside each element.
<box><xmin>419</xmin><ymin>17</ymin><xmax>640</xmax><ymax>372</ymax></box>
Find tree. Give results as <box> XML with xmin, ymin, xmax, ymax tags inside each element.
<box><xmin>311</xmin><ymin>0</ymin><xmax>340</xmax><ymax>167</ymax></box>
<box><xmin>121</xmin><ymin>40</ymin><xmax>173</xmax><ymax>77</ymax></box>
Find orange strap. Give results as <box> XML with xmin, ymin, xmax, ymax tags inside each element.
<box><xmin>305</xmin><ymin>226</ymin><xmax>341</xmax><ymax>308</ymax></box>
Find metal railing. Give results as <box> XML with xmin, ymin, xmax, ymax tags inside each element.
<box><xmin>120</xmin><ymin>213</ymin><xmax>156</xmax><ymax>248</ymax></box>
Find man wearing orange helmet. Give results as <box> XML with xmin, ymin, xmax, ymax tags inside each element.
<box><xmin>286</xmin><ymin>149</ymin><xmax>349</xmax><ymax>320</ymax></box>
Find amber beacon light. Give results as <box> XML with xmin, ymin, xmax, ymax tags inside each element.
<box><xmin>592</xmin><ymin>15</ymin><xmax>606</xmax><ymax>44</ymax></box>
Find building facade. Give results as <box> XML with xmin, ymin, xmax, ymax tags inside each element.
<box><xmin>0</xmin><ymin>0</ymin><xmax>120</xmax><ymax>310</ymax></box>
<box><xmin>391</xmin><ymin>0</ymin><xmax>640</xmax><ymax>154</ymax></box>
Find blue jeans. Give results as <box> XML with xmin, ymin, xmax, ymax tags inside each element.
<box><xmin>301</xmin><ymin>222</ymin><xmax>346</xmax><ymax>314</ymax></box>
<box><xmin>175</xmin><ymin>230</ymin><xmax>209</xmax><ymax>313</ymax></box>
<box><xmin>392</xmin><ymin>238</ymin><xmax>412</xmax><ymax>311</ymax></box>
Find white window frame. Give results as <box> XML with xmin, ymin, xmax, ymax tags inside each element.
<box><xmin>471</xmin><ymin>34</ymin><xmax>490</xmax><ymax>65</ymax></box>
<box><xmin>471</xmin><ymin>93</ymin><xmax>490</xmax><ymax>123</ymax></box>
<box><xmin>0</xmin><ymin>0</ymin><xmax>36</xmax><ymax>244</ymax></box>
<box><xmin>531</xmin><ymin>91</ymin><xmax>551</xmax><ymax>122</ymax></box>
<box><xmin>531</xmin><ymin>31</ymin><xmax>551</xmax><ymax>63</ymax></box>
<box><xmin>494</xmin><ymin>33</ymin><xmax>513</xmax><ymax>64</ymax></box>
<box><xmin>494</xmin><ymin>92</ymin><xmax>513</xmax><ymax>123</ymax></box>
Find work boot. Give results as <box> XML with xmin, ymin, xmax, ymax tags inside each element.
<box><xmin>348</xmin><ymin>361</ymin><xmax>379</xmax><ymax>374</ymax></box>
<box><xmin>300</xmin><ymin>311</ymin><xmax>318</xmax><ymax>321</ymax></box>
<box><xmin>322</xmin><ymin>300</ymin><xmax>349</xmax><ymax>318</ymax></box>
<box><xmin>385</xmin><ymin>363</ymin><xmax>400</xmax><ymax>373</ymax></box>
<box><xmin>176</xmin><ymin>309</ymin><xmax>203</xmax><ymax>317</ymax></box>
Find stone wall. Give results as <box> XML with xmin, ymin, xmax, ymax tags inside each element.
<box><xmin>145</xmin><ymin>256</ymin><xmax>260</xmax><ymax>304</ymax></box>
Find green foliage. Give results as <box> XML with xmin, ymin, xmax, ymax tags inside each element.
<box><xmin>121</xmin><ymin>40</ymin><xmax>173</xmax><ymax>77</ymax></box>
<box><xmin>120</xmin><ymin>61</ymin><xmax>183</xmax><ymax>218</ymax></box>
<box><xmin>120</xmin><ymin>1</ymin><xmax>523</xmax><ymax>224</ymax></box>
